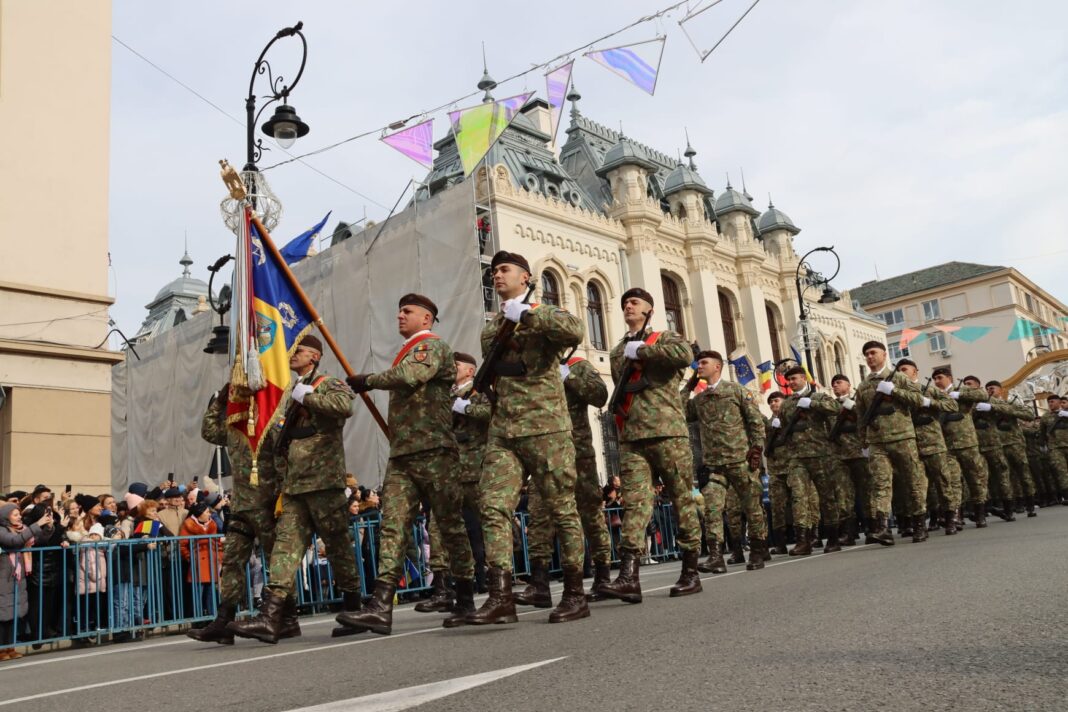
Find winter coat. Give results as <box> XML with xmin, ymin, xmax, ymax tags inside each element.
<box><xmin>0</xmin><ymin>504</ymin><xmax>52</xmax><ymax>622</ymax></box>
<box><xmin>179</xmin><ymin>517</ymin><xmax>221</xmax><ymax>583</ymax></box>
<box><xmin>76</xmin><ymin>543</ymin><xmax>107</xmax><ymax>595</ymax></box>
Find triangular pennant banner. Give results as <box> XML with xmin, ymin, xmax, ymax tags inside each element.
<box><xmin>934</xmin><ymin>324</ymin><xmax>961</xmax><ymax>333</ymax></box>
<box><xmin>900</xmin><ymin>328</ymin><xmax>924</xmax><ymax>350</ymax></box>
<box><xmin>950</xmin><ymin>326</ymin><xmax>993</xmax><ymax>343</ymax></box>
<box><xmin>679</xmin><ymin>0</ymin><xmax>763</xmax><ymax>63</ymax></box>
<box><xmin>584</xmin><ymin>38</ymin><xmax>666</xmax><ymax>95</ymax></box>
<box><xmin>545</xmin><ymin>61</ymin><xmax>573</xmax><ymax>147</ymax></box>
<box><xmin>1008</xmin><ymin>317</ymin><xmax>1036</xmax><ymax>341</ymax></box>
<box><xmin>448</xmin><ymin>92</ymin><xmax>533</xmax><ymax>176</ymax></box>
<box><xmin>380</xmin><ymin>119</ymin><xmax>435</xmax><ymax>168</ymax></box>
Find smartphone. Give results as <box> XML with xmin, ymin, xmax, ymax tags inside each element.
<box><xmin>65</xmin><ymin>484</ymin><xmax>72</xmax><ymax>493</ymax></box>
<box><xmin>193</xmin><ymin>476</ymin><xmax>199</xmax><ymax>484</ymax></box>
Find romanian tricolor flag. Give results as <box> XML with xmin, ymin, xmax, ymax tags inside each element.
<box><xmin>790</xmin><ymin>346</ymin><xmax>814</xmax><ymax>384</ymax></box>
<box><xmin>136</xmin><ymin>520</ymin><xmax>161</xmax><ymax>537</ymax></box>
<box><xmin>227</xmin><ymin>208</ymin><xmax>313</xmax><ymax>458</ymax></box>
<box><xmin>757</xmin><ymin>361</ymin><xmax>774</xmax><ymax>393</ymax></box>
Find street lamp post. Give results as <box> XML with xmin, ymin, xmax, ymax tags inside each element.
<box><xmin>794</xmin><ymin>246</ymin><xmax>841</xmax><ymax>381</ymax></box>
<box><xmin>244</xmin><ymin>22</ymin><xmax>311</xmax><ymax>173</ymax></box>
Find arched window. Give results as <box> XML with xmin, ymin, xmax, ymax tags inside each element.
<box><xmin>719</xmin><ymin>290</ymin><xmax>737</xmax><ymax>356</ymax></box>
<box><xmin>586</xmin><ymin>282</ymin><xmax>607</xmax><ymax>350</ymax></box>
<box><xmin>677</xmin><ymin>204</ymin><xmax>688</xmax><ymax>220</ymax></box>
<box><xmin>765</xmin><ymin>303</ymin><xmax>783</xmax><ymax>364</ymax></box>
<box><xmin>541</xmin><ymin>271</ymin><xmax>561</xmax><ymax>307</ymax></box>
<box><xmin>834</xmin><ymin>342</ymin><xmax>846</xmax><ymax>377</ymax></box>
<box><xmin>662</xmin><ymin>274</ymin><xmax>685</xmax><ymax>337</ymax></box>
<box><xmin>814</xmin><ymin>349</ymin><xmax>828</xmax><ymax>387</ymax></box>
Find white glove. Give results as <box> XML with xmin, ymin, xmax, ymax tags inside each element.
<box><xmin>798</xmin><ymin>397</ymin><xmax>812</xmax><ymax>409</ymax></box>
<box><xmin>1059</xmin><ymin>410</ymin><xmax>1068</xmax><ymax>418</ymax></box>
<box><xmin>861</xmin><ymin>447</ymin><xmax>870</xmax><ymax>458</ymax></box>
<box><xmin>291</xmin><ymin>383</ymin><xmax>314</xmax><ymax>403</ymax></box>
<box><xmin>922</xmin><ymin>397</ymin><xmax>931</xmax><ymax>409</ymax></box>
<box><xmin>451</xmin><ymin>398</ymin><xmax>471</xmax><ymax>415</ymax></box>
<box><xmin>975</xmin><ymin>402</ymin><xmax>992</xmax><ymax>412</ymax></box>
<box><xmin>501</xmin><ymin>299</ymin><xmax>531</xmax><ymax>323</ymax></box>
<box><xmin>841</xmin><ymin>398</ymin><xmax>855</xmax><ymax>411</ymax></box>
<box><xmin>876</xmin><ymin>381</ymin><xmax>894</xmax><ymax>396</ymax></box>
<box><xmin>623</xmin><ymin>341</ymin><xmax>643</xmax><ymax>360</ymax></box>
<box><xmin>770</xmin><ymin>417</ymin><xmax>781</xmax><ymax>428</ymax></box>
<box><xmin>949</xmin><ymin>391</ymin><xmax>960</xmax><ymax>400</ymax></box>
<box><xmin>559</xmin><ymin>363</ymin><xmax>571</xmax><ymax>380</ymax></box>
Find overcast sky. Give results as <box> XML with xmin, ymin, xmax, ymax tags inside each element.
<box><xmin>108</xmin><ymin>0</ymin><xmax>1068</xmax><ymax>337</ymax></box>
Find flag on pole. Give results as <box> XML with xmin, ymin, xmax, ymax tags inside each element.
<box><xmin>584</xmin><ymin>37</ymin><xmax>666</xmax><ymax>95</ymax></box>
<box><xmin>280</xmin><ymin>211</ymin><xmax>331</xmax><ymax>265</ymax></box>
<box><xmin>380</xmin><ymin>119</ymin><xmax>435</xmax><ymax>168</ymax></box>
<box><xmin>757</xmin><ymin>360</ymin><xmax>774</xmax><ymax>392</ymax></box>
<box><xmin>790</xmin><ymin>345</ymin><xmax>813</xmax><ymax>383</ymax></box>
<box><xmin>545</xmin><ymin>61</ymin><xmax>573</xmax><ymax>147</ymax></box>
<box><xmin>729</xmin><ymin>354</ymin><xmax>756</xmax><ymax>385</ymax></box>
<box><xmin>448</xmin><ymin>92</ymin><xmax>534</xmax><ymax>176</ymax></box>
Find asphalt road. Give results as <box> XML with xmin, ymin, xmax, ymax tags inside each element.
<box><xmin>3</xmin><ymin>509</ymin><xmax>1066</xmax><ymax>711</ymax></box>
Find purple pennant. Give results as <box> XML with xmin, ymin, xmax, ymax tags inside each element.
<box><xmin>545</xmin><ymin>61</ymin><xmax>573</xmax><ymax>146</ymax></box>
<box><xmin>584</xmin><ymin>38</ymin><xmax>665</xmax><ymax>95</ymax></box>
<box><xmin>380</xmin><ymin>119</ymin><xmax>435</xmax><ymax>168</ymax></box>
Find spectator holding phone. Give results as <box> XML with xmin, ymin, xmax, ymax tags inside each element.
<box><xmin>1</xmin><ymin>502</ymin><xmax>53</xmax><ymax>660</ymax></box>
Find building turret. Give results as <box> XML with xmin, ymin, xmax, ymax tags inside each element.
<box><xmin>663</xmin><ymin>137</ymin><xmax>713</xmax><ymax>221</ymax></box>
<box><xmin>595</xmin><ymin>134</ymin><xmax>658</xmax><ymax>204</ymax></box>
<box><xmin>756</xmin><ymin>198</ymin><xmax>801</xmax><ymax>255</ymax></box>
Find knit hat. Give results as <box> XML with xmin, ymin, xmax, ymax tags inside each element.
<box><xmin>88</xmin><ymin>523</ymin><xmax>105</xmax><ymax>537</ymax></box>
<box><xmin>124</xmin><ymin>492</ymin><xmax>145</xmax><ymax>511</ymax></box>
<box><xmin>127</xmin><ymin>482</ymin><xmax>149</xmax><ymax>498</ymax></box>
<box><xmin>75</xmin><ymin>493</ymin><xmax>99</xmax><ymax>512</ymax></box>
<box><xmin>188</xmin><ymin>502</ymin><xmax>208</xmax><ymax>518</ymax></box>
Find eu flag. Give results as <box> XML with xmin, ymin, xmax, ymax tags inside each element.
<box><xmin>730</xmin><ymin>354</ymin><xmax>756</xmax><ymax>385</ymax></box>
<box><xmin>280</xmin><ymin>211</ymin><xmax>331</xmax><ymax>265</ymax></box>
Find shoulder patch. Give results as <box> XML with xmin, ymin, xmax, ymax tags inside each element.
<box><xmin>744</xmin><ymin>392</ymin><xmax>754</xmax><ymax>402</ymax></box>
<box><xmin>413</xmin><ymin>342</ymin><xmax>431</xmax><ymax>362</ymax></box>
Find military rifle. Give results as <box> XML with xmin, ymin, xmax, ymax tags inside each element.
<box><xmin>680</xmin><ymin>341</ymin><xmax>703</xmax><ymax>394</ymax></box>
<box><xmin>608</xmin><ymin>310</ymin><xmax>654</xmax><ymax>419</ymax></box>
<box><xmin>860</xmin><ymin>362</ymin><xmax>903</xmax><ymax>429</ymax></box>
<box><xmin>766</xmin><ymin>391</ymin><xmax>807</xmax><ymax>457</ymax></box>
<box><xmin>827</xmin><ymin>396</ymin><xmax>855</xmax><ymax>444</ymax></box>
<box><xmin>938</xmin><ymin>378</ymin><xmax>964</xmax><ymax>428</ymax></box>
<box><xmin>276</xmin><ymin>367</ymin><xmax>318</xmax><ymax>458</ymax></box>
<box><xmin>470</xmin><ymin>283</ymin><xmax>537</xmax><ymax>404</ymax></box>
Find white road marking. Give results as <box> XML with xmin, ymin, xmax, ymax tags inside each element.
<box><xmin>282</xmin><ymin>657</ymin><xmax>567</xmax><ymax>712</ymax></box>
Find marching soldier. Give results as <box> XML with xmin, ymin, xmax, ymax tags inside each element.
<box><xmin>336</xmin><ymin>294</ymin><xmax>476</xmax><ymax>635</ymax></box>
<box><xmin>686</xmin><ymin>350</ymin><xmax>768</xmax><ymax>572</ymax></box>
<box><xmin>515</xmin><ymin>350</ymin><xmax>611</xmax><ymax>607</ymax></box>
<box><xmin>965</xmin><ymin>376</ymin><xmax>1016</xmax><ymax>522</ymax></box>
<box><xmin>932</xmin><ymin>367</ymin><xmax>990</xmax><ymax>527</ymax></box>
<box><xmin>777</xmin><ymin>366</ymin><xmax>845</xmax><ymax>552</ymax></box>
<box><xmin>986</xmin><ymin>381</ymin><xmax>1038</xmax><ymax>517</ymax></box>
<box><xmin>228</xmin><ymin>334</ymin><xmax>362</xmax><ymax>644</ymax></box>
<box><xmin>187</xmin><ymin>383</ymin><xmax>286</xmax><ymax>645</ymax></box>
<box><xmin>897</xmin><ymin>360</ymin><xmax>962</xmax><ymax>535</ymax></box>
<box><xmin>464</xmin><ymin>251</ymin><xmax>588</xmax><ymax>626</ymax></box>
<box><xmin>599</xmin><ymin>287</ymin><xmax>705</xmax><ymax>603</ymax></box>
<box><xmin>766</xmin><ymin>392</ymin><xmax>806</xmax><ymax>555</ymax></box>
<box><xmin>853</xmin><ymin>341</ymin><xmax>925</xmax><ymax>546</ymax></box>
<box><xmin>829</xmin><ymin>374</ymin><xmax>869</xmax><ymax>545</ymax></box>
<box><xmin>1039</xmin><ymin>394</ymin><xmax>1068</xmax><ymax>502</ymax></box>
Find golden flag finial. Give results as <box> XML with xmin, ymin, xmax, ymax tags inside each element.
<box><xmin>219</xmin><ymin>159</ymin><xmax>247</xmax><ymax>201</ymax></box>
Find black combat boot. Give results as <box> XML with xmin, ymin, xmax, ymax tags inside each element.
<box><xmin>465</xmin><ymin>567</ymin><xmax>519</xmax><ymax>625</ymax></box>
<box><xmin>911</xmin><ymin>515</ymin><xmax>928</xmax><ymax>543</ymax></box>
<box><xmin>1001</xmin><ymin>499</ymin><xmax>1016</xmax><ymax>522</ymax></box>
<box><xmin>513</xmin><ymin>560</ymin><xmax>552</xmax><ymax>608</ymax></box>
<box><xmin>226</xmin><ymin>588</ymin><xmax>286</xmax><ymax>644</ymax></box>
<box><xmin>956</xmin><ymin>508</ymin><xmax>965</xmax><ymax>531</ymax></box>
<box><xmin>838</xmin><ymin>518</ymin><xmax>855</xmax><ymax>547</ymax></box>
<box><xmin>585</xmin><ymin>563</ymin><xmax>613</xmax><ymax>601</ymax></box>
<box><xmin>599</xmin><ymin>552</ymin><xmax>642</xmax><ymax>604</ymax></box>
<box><xmin>863</xmin><ymin>517</ymin><xmax>878</xmax><ymax>545</ymax></box>
<box><xmin>1013</xmin><ymin>498</ymin><xmax>1025</xmax><ymax>514</ymax></box>
<box><xmin>746</xmin><ymin>539</ymin><xmax>767</xmax><ymax>570</ymax></box>
<box><xmin>943</xmin><ymin>510</ymin><xmax>958</xmax><ymax>536</ymax></box>
<box><xmin>282</xmin><ymin>593</ymin><xmax>305</xmax><ymax>639</ymax></box>
<box><xmin>975</xmin><ymin>502</ymin><xmax>988</xmax><ymax>528</ymax></box>
<box><xmin>442</xmin><ymin>579</ymin><xmax>476</xmax><ymax>628</ymax></box>
<box><xmin>869</xmin><ymin>514</ymin><xmax>895</xmax><ymax>546</ymax></box>
<box><xmin>670</xmin><ymin>550</ymin><xmax>703</xmax><ymax>597</ymax></box>
<box><xmin>414</xmin><ymin>572</ymin><xmax>455</xmax><ymax>613</ymax></box>
<box><xmin>335</xmin><ymin>581</ymin><xmax>395</xmax><ymax>636</ymax></box>
<box><xmin>770</xmin><ymin>528</ymin><xmax>789</xmax><ymax>556</ymax></box>
<box><xmin>823</xmin><ymin>524</ymin><xmax>842</xmax><ymax>553</ymax></box>
<box><xmin>790</xmin><ymin>526</ymin><xmax>813</xmax><ymax>556</ymax></box>
<box><xmin>1025</xmin><ymin>496</ymin><xmax>1037</xmax><ymax>518</ymax></box>
<box><xmin>810</xmin><ymin>527</ymin><xmax>823</xmax><ymax>548</ymax></box>
<box><xmin>897</xmin><ymin>515</ymin><xmax>913</xmax><ymax>538</ymax></box>
<box><xmin>727</xmin><ymin>540</ymin><xmax>746</xmax><ymax>565</ymax></box>
<box><xmin>927</xmin><ymin>511</ymin><xmax>940</xmax><ymax>531</ymax></box>
<box><xmin>549</xmin><ymin>567</ymin><xmax>591</xmax><ymax>623</ymax></box>
<box><xmin>697</xmin><ymin>536</ymin><xmax>727</xmax><ymax>573</ymax></box>
<box><xmin>186</xmin><ymin>602</ymin><xmax>236</xmax><ymax>645</ymax></box>
<box><xmin>329</xmin><ymin>590</ymin><xmax>361</xmax><ymax>638</ymax></box>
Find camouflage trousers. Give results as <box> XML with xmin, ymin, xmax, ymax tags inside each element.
<box><xmin>920</xmin><ymin>450</ymin><xmax>963</xmax><ymax>511</ymax></box>
<box><xmin>699</xmin><ymin>461</ymin><xmax>767</xmax><ymax>542</ymax></box>
<box><xmin>791</xmin><ymin>457</ymin><xmax>843</xmax><ymax>526</ymax></box>
<box><xmin>834</xmin><ymin>457</ymin><xmax>871</xmax><ymax>520</ymax></box>
<box><xmin>868</xmin><ymin>438</ymin><xmax>925</xmax><ymax>516</ymax></box>
<box><xmin>619</xmin><ymin>437</ymin><xmax>702</xmax><ymax>555</ymax></box>
<box><xmin>377</xmin><ymin>448</ymin><xmax>474</xmax><ymax>585</ymax></box>
<box><xmin>1050</xmin><ymin>448</ymin><xmax>1068</xmax><ymax>491</ymax></box>
<box><xmin>768</xmin><ymin>467</ymin><xmax>818</xmax><ymax>530</ymax></box>
<box><xmin>266</xmin><ymin>489</ymin><xmax>360</xmax><ymax>596</ymax></box>
<box><xmin>218</xmin><ymin>494</ymin><xmax>279</xmax><ymax>606</ymax></box>
<box><xmin>1004</xmin><ymin>443</ymin><xmax>1035</xmax><ymax>499</ymax></box>
<box><xmin>427</xmin><ymin>481</ymin><xmax>482</xmax><ymax>571</ymax></box>
<box><xmin>981</xmin><ymin>449</ymin><xmax>1015</xmax><ymax>501</ymax></box>
<box><xmin>526</xmin><ymin>456</ymin><xmax>612</xmax><ymax>567</ymax></box>
<box><xmin>948</xmin><ymin>446</ymin><xmax>989</xmax><ymax>505</ymax></box>
<box><xmin>1028</xmin><ymin>452</ymin><xmax>1056</xmax><ymax>498</ymax></box>
<box><xmin>479</xmin><ymin>431</ymin><xmax>582</xmax><ymax>572</ymax></box>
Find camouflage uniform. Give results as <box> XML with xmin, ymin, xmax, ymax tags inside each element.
<box><xmin>855</xmin><ymin>367</ymin><xmax>925</xmax><ymax>518</ymax></box>
<box><xmin>830</xmin><ymin>396</ymin><xmax>871</xmax><ymax>522</ymax></box>
<box><xmin>1039</xmin><ymin>410</ymin><xmax>1068</xmax><ymax>493</ymax></box>
<box><xmin>201</xmin><ymin>392</ymin><xmax>281</xmax><ymax>607</ymax></box>
<box><xmin>611</xmin><ymin>329</ymin><xmax>703</xmax><ymax>555</ymax></box>
<box><xmin>766</xmin><ymin>420</ymin><xmax>818</xmax><ymax>531</ymax></box>
<box><xmin>367</xmin><ymin>334</ymin><xmax>474</xmax><ymax>587</ymax></box>
<box><xmin>478</xmin><ymin>305</ymin><xmax>584</xmax><ymax>572</ymax></box>
<box><xmin>972</xmin><ymin>401</ymin><xmax>1015</xmax><ymax>502</ymax></box>
<box><xmin>687</xmin><ymin>378</ymin><xmax>767</xmax><ymax>541</ymax></box>
<box><xmin>526</xmin><ymin>357</ymin><xmax>611</xmax><ymax>567</ymax></box>
<box><xmin>267</xmin><ymin>372</ymin><xmax>360</xmax><ymax>597</ymax></box>
<box><xmin>907</xmin><ymin>383</ymin><xmax>963</xmax><ymax>511</ymax></box>
<box><xmin>991</xmin><ymin>398</ymin><xmax>1037</xmax><ymax>500</ymax></box>
<box><xmin>778</xmin><ymin>389</ymin><xmax>844</xmax><ymax>526</ymax></box>
<box><xmin>940</xmin><ymin>385</ymin><xmax>990</xmax><ymax>505</ymax></box>
<box><xmin>1022</xmin><ymin>420</ymin><xmax>1054</xmax><ymax>502</ymax></box>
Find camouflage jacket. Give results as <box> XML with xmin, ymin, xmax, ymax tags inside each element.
<box><xmin>777</xmin><ymin>388</ymin><xmax>840</xmax><ymax>459</ymax></box>
<box><xmin>991</xmin><ymin>397</ymin><xmax>1032</xmax><ymax>450</ymax></box>
<box><xmin>972</xmin><ymin>396</ymin><xmax>1022</xmax><ymax>451</ymax></box>
<box><xmin>763</xmin><ymin>415</ymin><xmax>791</xmax><ymax>476</ymax></box>
<box><xmin>1022</xmin><ymin>419</ymin><xmax>1048</xmax><ymax>459</ymax></box>
<box><xmin>854</xmin><ymin>366</ymin><xmax>923</xmax><ymax>445</ymax></box>
<box><xmin>939</xmin><ymin>385</ymin><xmax>987</xmax><ymax>450</ymax></box>
<box><xmin>481</xmin><ymin>304</ymin><xmax>583</xmax><ymax>439</ymax></box>
<box><xmin>1040</xmin><ymin>411</ymin><xmax>1068</xmax><ymax>449</ymax></box>
<box><xmin>452</xmin><ymin>380</ymin><xmax>490</xmax><ymax>483</ymax></box>
<box><xmin>831</xmin><ymin>394</ymin><xmax>865</xmax><ymax>461</ymax></box>
<box><xmin>905</xmin><ymin>381</ymin><xmax>957</xmax><ymax>456</ymax></box>
<box><xmin>609</xmin><ymin>328</ymin><xmax>691</xmax><ymax>443</ymax></box>
<box><xmin>201</xmin><ymin>389</ymin><xmax>280</xmax><ymax>511</ymax></box>
<box><xmin>686</xmin><ymin>379</ymin><xmax>765</xmax><ymax>467</ymax></box>
<box><xmin>366</xmin><ymin>333</ymin><xmax>456</xmax><ymax>458</ymax></box>
<box><xmin>277</xmin><ymin>372</ymin><xmax>354</xmax><ymax>495</ymax></box>
<box><xmin>564</xmin><ymin>357</ymin><xmax>608</xmax><ymax>461</ymax></box>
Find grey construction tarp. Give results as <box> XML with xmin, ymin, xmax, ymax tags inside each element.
<box><xmin>112</xmin><ymin>186</ymin><xmax>482</xmax><ymax>493</ymax></box>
